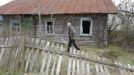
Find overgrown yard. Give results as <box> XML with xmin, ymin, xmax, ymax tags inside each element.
<box><xmin>80</xmin><ymin>45</ymin><xmax>134</xmax><ymax>65</ymax></box>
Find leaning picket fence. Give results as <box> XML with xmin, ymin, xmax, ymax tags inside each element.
<box><xmin>0</xmin><ymin>36</ymin><xmax>134</xmax><ymax>75</ymax></box>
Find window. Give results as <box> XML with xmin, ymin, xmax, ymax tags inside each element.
<box><xmin>45</xmin><ymin>21</ymin><xmax>54</xmax><ymax>34</ymax></box>
<box><xmin>0</xmin><ymin>16</ymin><xmax>3</xmax><ymax>32</ymax></box>
<box><xmin>80</xmin><ymin>18</ymin><xmax>93</xmax><ymax>36</ymax></box>
<box><xmin>10</xmin><ymin>19</ymin><xmax>21</xmax><ymax>32</ymax></box>
<box><xmin>12</xmin><ymin>22</ymin><xmax>21</xmax><ymax>32</ymax></box>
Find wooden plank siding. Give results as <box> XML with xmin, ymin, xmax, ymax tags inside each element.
<box><xmin>2</xmin><ymin>14</ymin><xmax>107</xmax><ymax>46</ymax></box>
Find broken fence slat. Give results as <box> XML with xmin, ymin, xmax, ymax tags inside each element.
<box><xmin>94</xmin><ymin>56</ymin><xmax>100</xmax><ymax>75</ymax></box>
<box><xmin>76</xmin><ymin>50</ymin><xmax>81</xmax><ymax>75</ymax></box>
<box><xmin>25</xmin><ymin>37</ymin><xmax>36</xmax><ymax>72</ymax></box>
<box><xmin>33</xmin><ymin>38</ymin><xmax>40</xmax><ymax>72</ymax></box>
<box><xmin>50</xmin><ymin>42</ymin><xmax>57</xmax><ymax>75</ymax></box>
<box><xmin>101</xmin><ymin>58</ymin><xmax>110</xmax><ymax>75</ymax></box>
<box><xmin>45</xmin><ymin>52</ymin><xmax>52</xmax><ymax>75</ymax></box>
<box><xmin>85</xmin><ymin>53</ymin><xmax>91</xmax><ymax>75</ymax></box>
<box><xmin>25</xmin><ymin>48</ymin><xmax>32</xmax><ymax>72</ymax></box>
<box><xmin>127</xmin><ymin>64</ymin><xmax>134</xmax><ymax>75</ymax></box>
<box><xmin>55</xmin><ymin>45</ymin><xmax>64</xmax><ymax>75</ymax></box>
<box><xmin>44</xmin><ymin>42</ymin><xmax>52</xmax><ymax>75</ymax></box>
<box><xmin>67</xmin><ymin>49</ymin><xmax>73</xmax><ymax>75</ymax></box>
<box><xmin>0</xmin><ymin>37</ymin><xmax>9</xmax><ymax>63</ymax></box>
<box><xmin>72</xmin><ymin>49</ymin><xmax>76</xmax><ymax>75</ymax></box>
<box><xmin>40</xmin><ymin>41</ymin><xmax>50</xmax><ymax>73</ymax></box>
<box><xmin>51</xmin><ymin>43</ymin><xmax>60</xmax><ymax>75</ymax></box>
<box><xmin>51</xmin><ymin>54</ymin><xmax>57</xmax><ymax>75</ymax></box>
<box><xmin>81</xmin><ymin>51</ymin><xmax>86</xmax><ymax>75</ymax></box>
<box><xmin>40</xmin><ymin>51</ymin><xmax>47</xmax><ymax>73</ymax></box>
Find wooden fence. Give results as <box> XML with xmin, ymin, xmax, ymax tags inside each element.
<box><xmin>0</xmin><ymin>36</ymin><xmax>134</xmax><ymax>75</ymax></box>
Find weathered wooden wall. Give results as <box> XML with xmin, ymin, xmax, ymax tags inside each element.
<box><xmin>36</xmin><ymin>14</ymin><xmax>108</xmax><ymax>46</ymax></box>
<box><xmin>2</xmin><ymin>14</ymin><xmax>108</xmax><ymax>46</ymax></box>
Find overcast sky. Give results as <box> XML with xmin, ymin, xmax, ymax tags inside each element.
<box><xmin>0</xmin><ymin>0</ymin><xmax>13</xmax><ymax>6</ymax></box>
<box><xmin>0</xmin><ymin>0</ymin><xmax>133</xmax><ymax>6</ymax></box>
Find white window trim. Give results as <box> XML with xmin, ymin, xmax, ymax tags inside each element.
<box><xmin>80</xmin><ymin>17</ymin><xmax>93</xmax><ymax>36</ymax></box>
<box><xmin>45</xmin><ymin>21</ymin><xmax>55</xmax><ymax>34</ymax></box>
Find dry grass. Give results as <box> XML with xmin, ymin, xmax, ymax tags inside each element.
<box><xmin>80</xmin><ymin>45</ymin><xmax>134</xmax><ymax>65</ymax></box>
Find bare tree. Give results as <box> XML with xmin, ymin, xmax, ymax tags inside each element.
<box><xmin>108</xmin><ymin>0</ymin><xmax>134</xmax><ymax>50</ymax></box>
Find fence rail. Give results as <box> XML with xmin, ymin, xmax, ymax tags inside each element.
<box><xmin>0</xmin><ymin>36</ymin><xmax>134</xmax><ymax>75</ymax></box>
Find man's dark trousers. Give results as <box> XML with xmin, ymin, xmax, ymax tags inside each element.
<box><xmin>67</xmin><ymin>38</ymin><xmax>80</xmax><ymax>52</ymax></box>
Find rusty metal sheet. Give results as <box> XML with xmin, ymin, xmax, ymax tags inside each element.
<box><xmin>0</xmin><ymin>0</ymin><xmax>117</xmax><ymax>15</ymax></box>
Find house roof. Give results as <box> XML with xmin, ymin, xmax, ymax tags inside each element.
<box><xmin>0</xmin><ymin>0</ymin><xmax>118</xmax><ymax>15</ymax></box>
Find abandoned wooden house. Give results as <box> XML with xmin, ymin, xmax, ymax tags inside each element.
<box><xmin>0</xmin><ymin>0</ymin><xmax>117</xmax><ymax>46</ymax></box>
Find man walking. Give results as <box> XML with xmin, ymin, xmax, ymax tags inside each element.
<box><xmin>67</xmin><ymin>22</ymin><xmax>80</xmax><ymax>52</ymax></box>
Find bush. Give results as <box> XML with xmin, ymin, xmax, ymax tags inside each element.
<box><xmin>109</xmin><ymin>28</ymin><xmax>134</xmax><ymax>52</ymax></box>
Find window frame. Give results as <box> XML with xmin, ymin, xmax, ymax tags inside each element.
<box><xmin>45</xmin><ymin>21</ymin><xmax>55</xmax><ymax>34</ymax></box>
<box><xmin>80</xmin><ymin>17</ymin><xmax>93</xmax><ymax>36</ymax></box>
<box><xmin>10</xmin><ymin>19</ymin><xmax>21</xmax><ymax>32</ymax></box>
